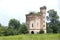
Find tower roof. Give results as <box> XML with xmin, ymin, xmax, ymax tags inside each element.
<box><xmin>40</xmin><ymin>6</ymin><xmax>46</xmax><ymax>9</ymax></box>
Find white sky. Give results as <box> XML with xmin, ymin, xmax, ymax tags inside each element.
<box><xmin>0</xmin><ymin>0</ymin><xmax>60</xmax><ymax>26</ymax></box>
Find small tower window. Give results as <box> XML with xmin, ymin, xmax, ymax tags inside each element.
<box><xmin>37</xmin><ymin>22</ymin><xmax>38</xmax><ymax>27</ymax></box>
<box><xmin>32</xmin><ymin>23</ymin><xmax>33</xmax><ymax>27</ymax></box>
<box><xmin>43</xmin><ymin>25</ymin><xmax>45</xmax><ymax>27</ymax></box>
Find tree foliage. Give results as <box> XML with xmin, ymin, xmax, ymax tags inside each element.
<box><xmin>39</xmin><ymin>29</ymin><xmax>44</xmax><ymax>34</ymax></box>
<box><xmin>0</xmin><ymin>26</ymin><xmax>7</xmax><ymax>36</ymax></box>
<box><xmin>0</xmin><ymin>23</ymin><xmax>2</xmax><ymax>27</ymax></box>
<box><xmin>46</xmin><ymin>23</ymin><xmax>53</xmax><ymax>33</ymax></box>
<box><xmin>47</xmin><ymin>9</ymin><xmax>59</xmax><ymax>33</ymax></box>
<box><xmin>8</xmin><ymin>19</ymin><xmax>20</xmax><ymax>29</ymax></box>
<box><xmin>18</xmin><ymin>23</ymin><xmax>28</xmax><ymax>34</ymax></box>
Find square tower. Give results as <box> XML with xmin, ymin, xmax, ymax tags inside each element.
<box><xmin>26</xmin><ymin>6</ymin><xmax>46</xmax><ymax>34</ymax></box>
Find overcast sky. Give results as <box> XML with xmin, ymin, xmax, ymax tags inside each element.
<box><xmin>0</xmin><ymin>0</ymin><xmax>60</xmax><ymax>26</ymax></box>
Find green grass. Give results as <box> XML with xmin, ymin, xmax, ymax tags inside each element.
<box><xmin>0</xmin><ymin>34</ymin><xmax>60</xmax><ymax>40</ymax></box>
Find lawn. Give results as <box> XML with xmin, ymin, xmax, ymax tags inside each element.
<box><xmin>0</xmin><ymin>34</ymin><xmax>60</xmax><ymax>40</ymax></box>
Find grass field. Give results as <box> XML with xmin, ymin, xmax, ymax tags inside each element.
<box><xmin>0</xmin><ymin>34</ymin><xmax>60</xmax><ymax>40</ymax></box>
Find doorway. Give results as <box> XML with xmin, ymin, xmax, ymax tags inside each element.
<box><xmin>31</xmin><ymin>31</ymin><xmax>34</xmax><ymax>34</ymax></box>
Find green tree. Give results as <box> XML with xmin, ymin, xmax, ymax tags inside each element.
<box><xmin>8</xmin><ymin>18</ymin><xmax>20</xmax><ymax>30</ymax></box>
<box><xmin>0</xmin><ymin>23</ymin><xmax>1</xmax><ymax>27</ymax></box>
<box><xmin>56</xmin><ymin>22</ymin><xmax>60</xmax><ymax>33</ymax></box>
<box><xmin>47</xmin><ymin>9</ymin><xmax>59</xmax><ymax>33</ymax></box>
<box><xmin>0</xmin><ymin>26</ymin><xmax>7</xmax><ymax>36</ymax></box>
<box><xmin>8</xmin><ymin>18</ymin><xmax>20</xmax><ymax>35</ymax></box>
<box><xmin>18</xmin><ymin>23</ymin><xmax>28</xmax><ymax>34</ymax></box>
<box><xmin>4</xmin><ymin>28</ymin><xmax>18</xmax><ymax>36</ymax></box>
<box><xmin>46</xmin><ymin>23</ymin><xmax>53</xmax><ymax>33</ymax></box>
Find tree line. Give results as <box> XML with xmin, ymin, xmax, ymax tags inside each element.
<box><xmin>0</xmin><ymin>19</ymin><xmax>28</xmax><ymax>36</ymax></box>
<box><xmin>0</xmin><ymin>9</ymin><xmax>60</xmax><ymax>36</ymax></box>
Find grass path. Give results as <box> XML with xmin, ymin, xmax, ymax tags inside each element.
<box><xmin>0</xmin><ymin>34</ymin><xmax>60</xmax><ymax>40</ymax></box>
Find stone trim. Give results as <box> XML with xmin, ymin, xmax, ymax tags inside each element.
<box><xmin>29</xmin><ymin>29</ymin><xmax>46</xmax><ymax>30</ymax></box>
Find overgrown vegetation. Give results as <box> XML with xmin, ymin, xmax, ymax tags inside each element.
<box><xmin>39</xmin><ymin>29</ymin><xmax>44</xmax><ymax>34</ymax></box>
<box><xmin>0</xmin><ymin>34</ymin><xmax>60</xmax><ymax>40</ymax></box>
<box><xmin>47</xmin><ymin>9</ymin><xmax>60</xmax><ymax>33</ymax></box>
<box><xmin>0</xmin><ymin>19</ymin><xmax>28</xmax><ymax>36</ymax></box>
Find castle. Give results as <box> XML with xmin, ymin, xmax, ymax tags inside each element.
<box><xmin>26</xmin><ymin>6</ymin><xmax>46</xmax><ymax>34</ymax></box>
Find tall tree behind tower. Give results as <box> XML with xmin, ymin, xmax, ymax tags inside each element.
<box><xmin>47</xmin><ymin>9</ymin><xmax>59</xmax><ymax>33</ymax></box>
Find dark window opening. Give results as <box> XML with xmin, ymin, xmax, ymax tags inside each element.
<box><xmin>43</xmin><ymin>25</ymin><xmax>45</xmax><ymax>27</ymax></box>
<box><xmin>37</xmin><ymin>22</ymin><xmax>38</xmax><ymax>27</ymax></box>
<box><xmin>32</xmin><ymin>23</ymin><xmax>33</xmax><ymax>27</ymax></box>
<box><xmin>31</xmin><ymin>31</ymin><xmax>34</xmax><ymax>34</ymax></box>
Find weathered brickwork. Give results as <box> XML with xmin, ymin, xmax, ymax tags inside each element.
<box><xmin>26</xmin><ymin>6</ymin><xmax>46</xmax><ymax>34</ymax></box>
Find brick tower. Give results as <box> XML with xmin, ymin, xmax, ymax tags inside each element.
<box><xmin>26</xmin><ymin>6</ymin><xmax>46</xmax><ymax>34</ymax></box>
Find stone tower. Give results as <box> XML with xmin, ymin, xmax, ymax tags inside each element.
<box><xmin>26</xmin><ymin>6</ymin><xmax>46</xmax><ymax>34</ymax></box>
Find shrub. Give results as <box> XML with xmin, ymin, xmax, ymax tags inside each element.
<box><xmin>39</xmin><ymin>29</ymin><xmax>44</xmax><ymax>34</ymax></box>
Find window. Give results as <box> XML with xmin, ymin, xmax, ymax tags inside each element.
<box><xmin>37</xmin><ymin>22</ymin><xmax>38</xmax><ymax>27</ymax></box>
<box><xmin>32</xmin><ymin>23</ymin><xmax>33</xmax><ymax>27</ymax></box>
<box><xmin>43</xmin><ymin>25</ymin><xmax>45</xmax><ymax>27</ymax></box>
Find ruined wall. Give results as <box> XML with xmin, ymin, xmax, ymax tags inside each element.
<box><xmin>26</xmin><ymin>6</ymin><xmax>46</xmax><ymax>34</ymax></box>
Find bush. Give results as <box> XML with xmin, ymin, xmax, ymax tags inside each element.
<box><xmin>39</xmin><ymin>30</ymin><xmax>44</xmax><ymax>34</ymax></box>
<box><xmin>47</xmin><ymin>26</ymin><xmax>53</xmax><ymax>33</ymax></box>
<box><xmin>18</xmin><ymin>24</ymin><xmax>28</xmax><ymax>34</ymax></box>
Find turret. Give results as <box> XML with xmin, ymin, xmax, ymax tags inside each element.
<box><xmin>40</xmin><ymin>6</ymin><xmax>47</xmax><ymax>33</ymax></box>
<box><xmin>40</xmin><ymin>6</ymin><xmax>46</xmax><ymax>13</ymax></box>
